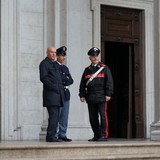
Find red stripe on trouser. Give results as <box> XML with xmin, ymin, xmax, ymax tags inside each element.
<box><xmin>104</xmin><ymin>102</ymin><xmax>108</xmax><ymax>138</ymax></box>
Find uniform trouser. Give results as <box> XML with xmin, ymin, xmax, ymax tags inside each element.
<box><xmin>46</xmin><ymin>106</ymin><xmax>60</xmax><ymax>139</ymax></box>
<box><xmin>88</xmin><ymin>102</ymin><xmax>108</xmax><ymax>138</ymax></box>
<box><xmin>57</xmin><ymin>100</ymin><xmax>70</xmax><ymax>138</ymax></box>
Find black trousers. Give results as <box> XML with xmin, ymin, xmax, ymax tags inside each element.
<box><xmin>46</xmin><ymin>106</ymin><xmax>60</xmax><ymax>139</ymax></box>
<box><xmin>88</xmin><ymin>102</ymin><xmax>108</xmax><ymax>138</ymax></box>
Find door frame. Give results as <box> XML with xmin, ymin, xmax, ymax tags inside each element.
<box><xmin>90</xmin><ymin>0</ymin><xmax>154</xmax><ymax>138</ymax></box>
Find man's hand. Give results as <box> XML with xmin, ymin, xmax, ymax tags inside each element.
<box><xmin>106</xmin><ymin>96</ymin><xmax>111</xmax><ymax>101</ymax></box>
<box><xmin>80</xmin><ymin>97</ymin><xmax>86</xmax><ymax>103</ymax></box>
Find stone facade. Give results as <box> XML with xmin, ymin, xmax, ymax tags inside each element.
<box><xmin>0</xmin><ymin>0</ymin><xmax>160</xmax><ymax>140</ymax></box>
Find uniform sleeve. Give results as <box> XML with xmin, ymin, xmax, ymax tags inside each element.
<box><xmin>104</xmin><ymin>66</ymin><xmax>114</xmax><ymax>97</ymax></box>
<box><xmin>62</xmin><ymin>67</ymin><xmax>74</xmax><ymax>86</ymax></box>
<box><xmin>79</xmin><ymin>70</ymin><xmax>87</xmax><ymax>98</ymax></box>
<box><xmin>39</xmin><ymin>61</ymin><xmax>55</xmax><ymax>90</ymax></box>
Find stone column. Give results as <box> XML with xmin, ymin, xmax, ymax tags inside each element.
<box><xmin>1</xmin><ymin>0</ymin><xmax>19</xmax><ymax>140</ymax></box>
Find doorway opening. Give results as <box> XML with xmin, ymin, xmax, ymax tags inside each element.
<box><xmin>105</xmin><ymin>41</ymin><xmax>135</xmax><ymax>138</ymax></box>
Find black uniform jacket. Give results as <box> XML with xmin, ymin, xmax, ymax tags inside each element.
<box><xmin>79</xmin><ymin>62</ymin><xmax>113</xmax><ymax>104</ymax></box>
<box><xmin>54</xmin><ymin>61</ymin><xmax>74</xmax><ymax>101</ymax></box>
<box><xmin>39</xmin><ymin>57</ymin><xmax>65</xmax><ymax>107</ymax></box>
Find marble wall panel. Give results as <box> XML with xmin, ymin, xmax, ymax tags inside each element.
<box><xmin>19</xmin><ymin>96</ymin><xmax>42</xmax><ymax>111</ymax></box>
<box><xmin>19</xmin><ymin>0</ymin><xmax>43</xmax><ymax>13</ymax></box>
<box><xmin>20</xmin><ymin>40</ymin><xmax>43</xmax><ymax>55</ymax></box>
<box><xmin>20</xmin><ymin>82</ymin><xmax>42</xmax><ymax>97</ymax></box>
<box><xmin>20</xmin><ymin>26</ymin><xmax>43</xmax><ymax>41</ymax></box>
<box><xmin>21</xmin><ymin>68</ymin><xmax>39</xmax><ymax>82</ymax></box>
<box><xmin>21</xmin><ymin>110</ymin><xmax>43</xmax><ymax>125</ymax></box>
<box><xmin>21</xmin><ymin>125</ymin><xmax>42</xmax><ymax>140</ymax></box>
<box><xmin>20</xmin><ymin>12</ymin><xmax>43</xmax><ymax>26</ymax></box>
<box><xmin>22</xmin><ymin>54</ymin><xmax>42</xmax><ymax>68</ymax></box>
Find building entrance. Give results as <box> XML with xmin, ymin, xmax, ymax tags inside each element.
<box><xmin>101</xmin><ymin>5</ymin><xmax>144</xmax><ymax>138</ymax></box>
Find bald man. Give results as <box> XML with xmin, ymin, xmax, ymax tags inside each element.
<box><xmin>39</xmin><ymin>46</ymin><xmax>65</xmax><ymax>142</ymax></box>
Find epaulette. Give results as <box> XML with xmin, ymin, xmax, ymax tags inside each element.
<box><xmin>100</xmin><ymin>64</ymin><xmax>106</xmax><ymax>67</ymax></box>
<box><xmin>97</xmin><ymin>63</ymin><xmax>106</xmax><ymax>68</ymax></box>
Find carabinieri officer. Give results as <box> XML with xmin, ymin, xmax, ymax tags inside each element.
<box><xmin>55</xmin><ymin>46</ymin><xmax>74</xmax><ymax>142</ymax></box>
<box><xmin>79</xmin><ymin>47</ymin><xmax>113</xmax><ymax>141</ymax></box>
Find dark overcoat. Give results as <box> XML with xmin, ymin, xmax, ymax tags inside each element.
<box><xmin>39</xmin><ymin>57</ymin><xmax>65</xmax><ymax>107</ymax></box>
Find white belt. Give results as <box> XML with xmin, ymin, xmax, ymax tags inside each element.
<box><xmin>64</xmin><ymin>86</ymin><xmax>69</xmax><ymax>89</ymax></box>
<box><xmin>86</xmin><ymin>66</ymin><xmax>104</xmax><ymax>86</ymax></box>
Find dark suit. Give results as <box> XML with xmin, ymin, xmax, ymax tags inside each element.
<box><xmin>39</xmin><ymin>57</ymin><xmax>65</xmax><ymax>140</ymax></box>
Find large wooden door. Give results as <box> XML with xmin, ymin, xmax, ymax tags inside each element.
<box><xmin>101</xmin><ymin>6</ymin><xmax>144</xmax><ymax>138</ymax></box>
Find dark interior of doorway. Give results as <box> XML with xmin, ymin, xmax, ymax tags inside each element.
<box><xmin>105</xmin><ymin>41</ymin><xmax>135</xmax><ymax>138</ymax></box>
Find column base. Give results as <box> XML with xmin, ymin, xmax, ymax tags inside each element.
<box><xmin>150</xmin><ymin>121</ymin><xmax>160</xmax><ymax>141</ymax></box>
<box><xmin>39</xmin><ymin>120</ymin><xmax>48</xmax><ymax>141</ymax></box>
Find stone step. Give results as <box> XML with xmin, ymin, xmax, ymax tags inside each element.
<box><xmin>0</xmin><ymin>140</ymin><xmax>160</xmax><ymax>160</ymax></box>
<box><xmin>1</xmin><ymin>154</ymin><xmax>160</xmax><ymax>160</ymax></box>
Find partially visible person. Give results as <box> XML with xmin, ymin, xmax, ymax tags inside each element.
<box><xmin>79</xmin><ymin>47</ymin><xmax>113</xmax><ymax>142</ymax></box>
<box><xmin>39</xmin><ymin>46</ymin><xmax>65</xmax><ymax>142</ymax></box>
<box><xmin>55</xmin><ymin>46</ymin><xmax>74</xmax><ymax>142</ymax></box>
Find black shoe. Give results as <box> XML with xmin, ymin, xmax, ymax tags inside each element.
<box><xmin>88</xmin><ymin>137</ymin><xmax>99</xmax><ymax>142</ymax></box>
<box><xmin>59</xmin><ymin>136</ymin><xmax>72</xmax><ymax>142</ymax></box>
<box><xmin>46</xmin><ymin>137</ymin><xmax>63</xmax><ymax>142</ymax></box>
<box><xmin>97</xmin><ymin>136</ymin><xmax>108</xmax><ymax>141</ymax></box>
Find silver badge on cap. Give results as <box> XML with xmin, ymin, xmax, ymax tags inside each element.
<box><xmin>93</xmin><ymin>47</ymin><xmax>98</xmax><ymax>51</ymax></box>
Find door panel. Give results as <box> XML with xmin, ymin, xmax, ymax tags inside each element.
<box><xmin>104</xmin><ymin>19</ymin><xmax>132</xmax><ymax>37</ymax></box>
